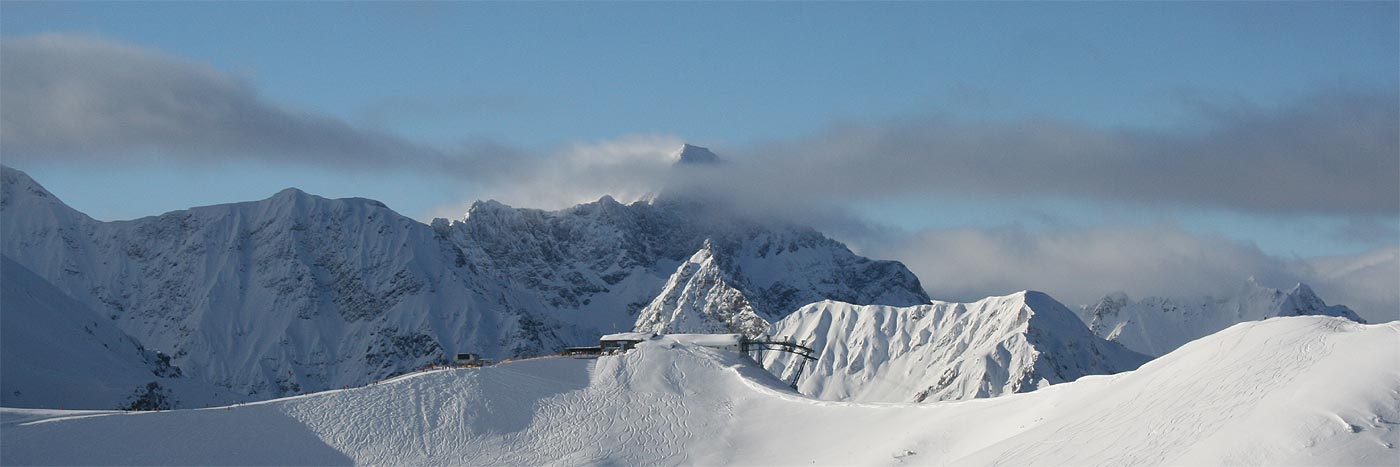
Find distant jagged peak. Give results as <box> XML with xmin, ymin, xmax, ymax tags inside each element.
<box><xmin>1282</xmin><ymin>282</ymin><xmax>1364</xmax><ymax>323</ymax></box>
<box><xmin>1096</xmin><ymin>291</ymin><xmax>1132</xmax><ymax>306</ymax></box>
<box><xmin>1083</xmin><ymin>278</ymin><xmax>1366</xmax><ymax>357</ymax></box>
<box><xmin>695</xmin><ymin>237</ymin><xmax>716</xmax><ymax>254</ymax></box>
<box><xmin>465</xmin><ymin>199</ymin><xmax>515</xmax><ymax>215</ymax></box>
<box><xmin>465</xmin><ymin>196</ymin><xmax>632</xmax><ymax>218</ymax></box>
<box><xmin>672</xmin><ymin>143</ymin><xmax>722</xmax><ymax>166</ymax></box>
<box><xmin>1286</xmin><ymin>282</ymin><xmax>1317</xmax><ymax>299</ymax></box>
<box><xmin>468</xmin><ymin>198</ymin><xmax>509</xmax><ymax>209</ymax></box>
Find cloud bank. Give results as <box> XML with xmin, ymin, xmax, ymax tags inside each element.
<box><xmin>6</xmin><ymin>35</ymin><xmax>1395</xmax><ymax>218</ymax></box>
<box><xmin>678</xmin><ymin>90</ymin><xmax>1396</xmax><ymax>216</ymax></box>
<box><xmin>861</xmin><ymin>225</ymin><xmax>1397</xmax><ymax>323</ymax></box>
<box><xmin>0</xmin><ymin>34</ymin><xmax>511</xmax><ymax>176</ymax></box>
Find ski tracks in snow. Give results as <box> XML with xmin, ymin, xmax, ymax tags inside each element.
<box><xmin>974</xmin><ymin>318</ymin><xmax>1340</xmax><ymax>466</ymax></box>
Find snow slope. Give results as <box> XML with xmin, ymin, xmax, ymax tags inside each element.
<box><xmin>4</xmin><ymin>317</ymin><xmax>1395</xmax><ymax>466</ymax></box>
<box><xmin>2</xmin><ymin>167</ymin><xmax>519</xmax><ymax>406</ymax></box>
<box><xmin>762</xmin><ymin>291</ymin><xmax>1149</xmax><ymax>402</ymax></box>
<box><xmin>0</xmin><ymin>255</ymin><xmax>228</xmax><ymax>409</ymax></box>
<box><xmin>633</xmin><ymin>240</ymin><xmax>769</xmax><ymax>336</ymax></box>
<box><xmin>1083</xmin><ymin>280</ymin><xmax>1367</xmax><ymax>357</ymax></box>
<box><xmin>0</xmin><ymin>162</ymin><xmax>929</xmax><ymax>407</ymax></box>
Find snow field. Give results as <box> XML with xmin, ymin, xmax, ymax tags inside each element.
<box><xmin>2</xmin><ymin>316</ymin><xmax>1396</xmax><ymax>466</ymax></box>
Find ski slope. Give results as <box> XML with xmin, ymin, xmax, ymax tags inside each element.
<box><xmin>3</xmin><ymin>317</ymin><xmax>1397</xmax><ymax>466</ymax></box>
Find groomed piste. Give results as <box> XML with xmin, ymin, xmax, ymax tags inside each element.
<box><xmin>3</xmin><ymin>316</ymin><xmax>1397</xmax><ymax>466</ymax></box>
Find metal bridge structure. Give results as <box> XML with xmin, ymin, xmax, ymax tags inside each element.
<box><xmin>555</xmin><ymin>333</ymin><xmax>822</xmax><ymax>390</ymax></box>
<box><xmin>741</xmin><ymin>338</ymin><xmax>818</xmax><ymax>390</ymax></box>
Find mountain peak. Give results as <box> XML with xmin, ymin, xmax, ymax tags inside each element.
<box><xmin>1084</xmin><ymin>281</ymin><xmax>1366</xmax><ymax>357</ymax></box>
<box><xmin>0</xmin><ymin>164</ymin><xmax>92</xmax><ymax>224</ymax></box>
<box><xmin>467</xmin><ymin>199</ymin><xmax>513</xmax><ymax>213</ymax></box>
<box><xmin>1018</xmin><ymin>289</ymin><xmax>1055</xmax><ymax>303</ymax></box>
<box><xmin>262</xmin><ymin>187</ymin><xmax>387</xmax><ymax>210</ymax></box>
<box><xmin>270</xmin><ymin>187</ymin><xmax>311</xmax><ymax>201</ymax></box>
<box><xmin>674</xmin><ymin>144</ymin><xmax>722</xmax><ymax>166</ymax></box>
<box><xmin>634</xmin><ymin>240</ymin><xmax>769</xmax><ymax>337</ymax></box>
<box><xmin>1</xmin><ymin>165</ymin><xmax>53</xmax><ymax>201</ymax></box>
<box><xmin>766</xmin><ymin>292</ymin><xmax>1148</xmax><ymax>403</ymax></box>
<box><xmin>1286</xmin><ymin>282</ymin><xmax>1316</xmax><ymax>298</ymax></box>
<box><xmin>264</xmin><ymin>185</ymin><xmax>315</xmax><ymax>204</ymax></box>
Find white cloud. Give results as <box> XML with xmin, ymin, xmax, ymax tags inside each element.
<box><xmin>9</xmin><ymin>35</ymin><xmax>1396</xmax><ymax>218</ymax></box>
<box><xmin>435</xmin><ymin>134</ymin><xmax>684</xmax><ymax>213</ymax></box>
<box><xmin>0</xmin><ymin>34</ymin><xmax>509</xmax><ymax>177</ymax></box>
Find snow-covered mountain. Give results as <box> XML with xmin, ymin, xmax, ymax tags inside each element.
<box><xmin>633</xmin><ymin>240</ymin><xmax>769</xmax><ymax>337</ymax></box>
<box><xmin>762</xmin><ymin>291</ymin><xmax>1149</xmax><ymax>402</ymax></box>
<box><xmin>442</xmin><ymin>192</ymin><xmax>931</xmax><ymax>324</ymax></box>
<box><xmin>1081</xmin><ymin>280</ymin><xmax>1366</xmax><ymax>357</ymax></box>
<box><xmin>0</xmin><ymin>255</ymin><xmax>230</xmax><ymax>410</ymax></box>
<box><xmin>0</xmin><ymin>160</ymin><xmax>930</xmax><ymax>408</ymax></box>
<box><xmin>1</xmin><ymin>172</ymin><xmax>508</xmax><ymax>406</ymax></box>
<box><xmin>5</xmin><ymin>316</ymin><xmax>1394</xmax><ymax>466</ymax></box>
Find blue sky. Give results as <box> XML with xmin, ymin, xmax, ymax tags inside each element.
<box><xmin>2</xmin><ymin>2</ymin><xmax>1396</xmax><ymax>266</ymax></box>
<box><xmin>5</xmin><ymin>2</ymin><xmax>1394</xmax><ymax>144</ymax></box>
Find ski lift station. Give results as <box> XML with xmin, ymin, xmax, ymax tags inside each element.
<box><xmin>563</xmin><ymin>332</ymin><xmax>818</xmax><ymax>387</ymax></box>
<box><xmin>453</xmin><ymin>353</ymin><xmax>492</xmax><ymax>367</ymax></box>
<box><xmin>568</xmin><ymin>332</ymin><xmax>749</xmax><ymax>355</ymax></box>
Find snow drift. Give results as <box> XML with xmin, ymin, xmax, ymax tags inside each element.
<box><xmin>4</xmin><ymin>316</ymin><xmax>1394</xmax><ymax>466</ymax></box>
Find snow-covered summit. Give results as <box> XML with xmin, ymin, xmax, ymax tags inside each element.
<box><xmin>1</xmin><ymin>165</ymin><xmax>95</xmax><ymax>227</ymax></box>
<box><xmin>763</xmin><ymin>290</ymin><xmax>1148</xmax><ymax>402</ymax></box>
<box><xmin>1082</xmin><ymin>280</ymin><xmax>1365</xmax><ymax>356</ymax></box>
<box><xmin>633</xmin><ymin>240</ymin><xmax>770</xmax><ymax>337</ymax></box>
<box><xmin>673</xmin><ymin>143</ymin><xmax>722</xmax><ymax>165</ymax></box>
